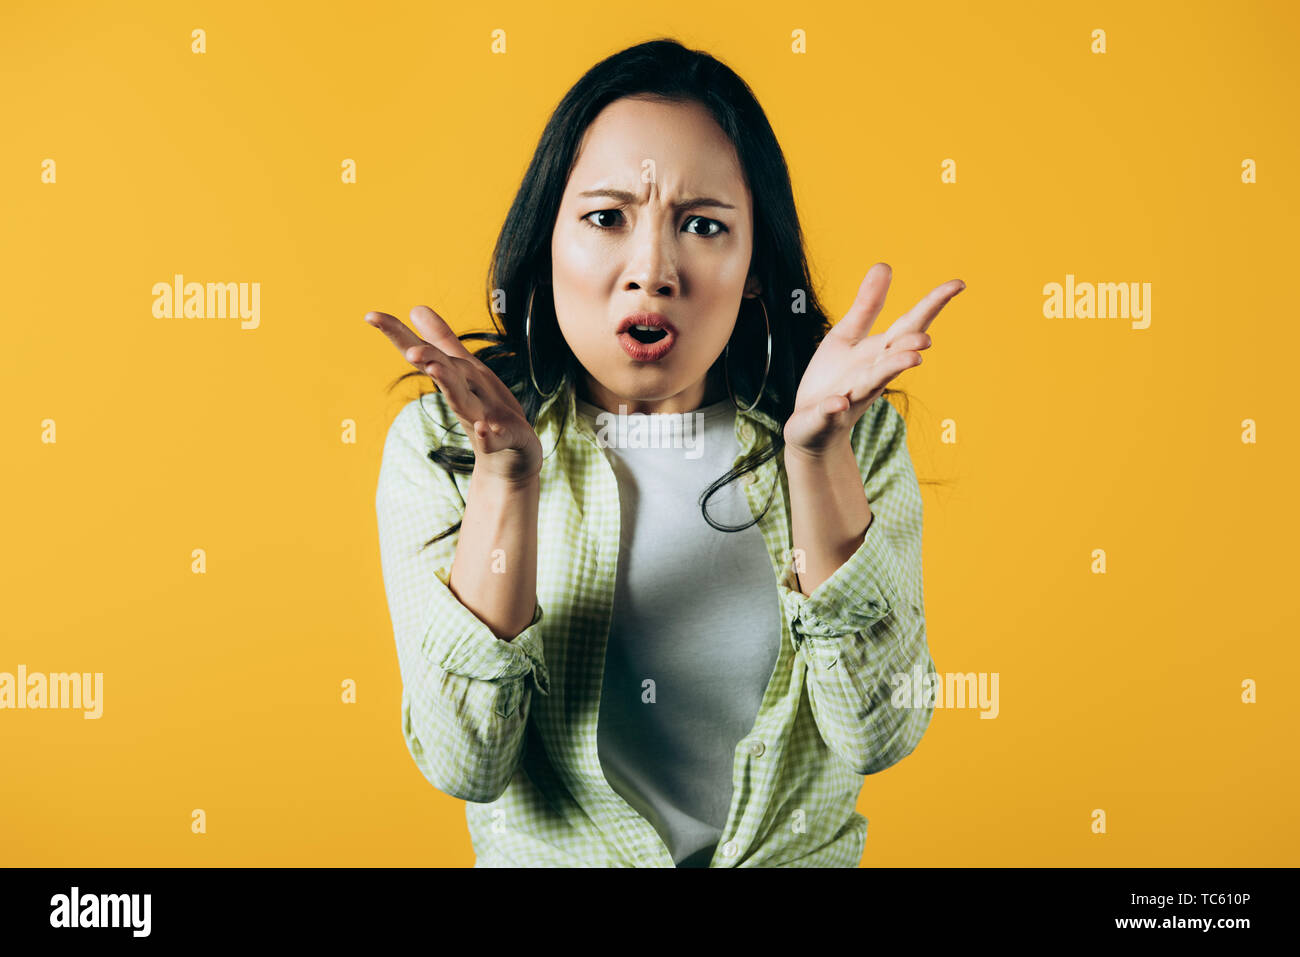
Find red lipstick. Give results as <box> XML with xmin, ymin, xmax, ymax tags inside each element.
<box><xmin>617</xmin><ymin>312</ymin><xmax>678</xmax><ymax>362</ymax></box>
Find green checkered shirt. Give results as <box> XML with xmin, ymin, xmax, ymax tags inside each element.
<box><xmin>375</xmin><ymin>382</ymin><xmax>935</xmax><ymax>867</ymax></box>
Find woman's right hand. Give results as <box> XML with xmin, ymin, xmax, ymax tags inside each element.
<box><xmin>364</xmin><ymin>305</ymin><xmax>544</xmax><ymax>483</ymax></box>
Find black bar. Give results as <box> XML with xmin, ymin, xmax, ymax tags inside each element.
<box><xmin>0</xmin><ymin>866</ymin><xmax>1284</xmax><ymax>943</ymax></box>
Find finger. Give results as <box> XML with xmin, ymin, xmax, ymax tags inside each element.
<box><xmin>409</xmin><ymin>305</ymin><xmax>478</xmax><ymax>362</ymax></box>
<box><xmin>844</xmin><ymin>350</ymin><xmax>922</xmax><ymax>409</ymax></box>
<box><xmin>834</xmin><ymin>263</ymin><xmax>893</xmax><ymax>342</ymax></box>
<box><xmin>403</xmin><ymin>342</ymin><xmax>459</xmax><ymax>371</ymax></box>
<box><xmin>364</xmin><ymin>311</ymin><xmax>428</xmax><ymax>357</ymax></box>
<box><xmin>880</xmin><ymin>331</ymin><xmax>933</xmax><ymax>355</ymax></box>
<box><xmin>425</xmin><ymin>362</ymin><xmax>487</xmax><ymax>429</ymax></box>
<box><xmin>409</xmin><ymin>305</ymin><xmax>524</xmax><ymax>409</ymax></box>
<box><xmin>883</xmin><ymin>279</ymin><xmax>965</xmax><ymax>342</ymax></box>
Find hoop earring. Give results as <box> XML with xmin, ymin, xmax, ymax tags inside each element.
<box><xmin>525</xmin><ymin>283</ymin><xmax>563</xmax><ymax>401</ymax></box>
<box><xmin>724</xmin><ymin>296</ymin><xmax>772</xmax><ymax>414</ymax></box>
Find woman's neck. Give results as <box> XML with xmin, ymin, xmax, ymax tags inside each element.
<box><xmin>578</xmin><ymin>367</ymin><xmax>726</xmax><ymax>415</ymax></box>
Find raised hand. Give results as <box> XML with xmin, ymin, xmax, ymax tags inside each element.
<box><xmin>364</xmin><ymin>305</ymin><xmax>544</xmax><ymax>482</ymax></box>
<box><xmin>783</xmin><ymin>264</ymin><xmax>965</xmax><ymax>457</ymax></box>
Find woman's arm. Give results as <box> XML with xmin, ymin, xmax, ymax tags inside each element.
<box><xmin>376</xmin><ymin>398</ymin><xmax>550</xmax><ymax>803</ymax></box>
<box><xmin>780</xmin><ymin>397</ymin><xmax>935</xmax><ymax>774</ymax></box>
<box><xmin>449</xmin><ymin>467</ymin><xmax>541</xmax><ymax>641</ymax></box>
<box><xmin>785</xmin><ymin>436</ymin><xmax>871</xmax><ymax>598</ymax></box>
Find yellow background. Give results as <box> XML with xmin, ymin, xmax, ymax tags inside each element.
<box><xmin>2</xmin><ymin>0</ymin><xmax>1296</xmax><ymax>866</ymax></box>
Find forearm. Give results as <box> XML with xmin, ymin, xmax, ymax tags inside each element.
<box><xmin>784</xmin><ymin>437</ymin><xmax>871</xmax><ymax>597</ymax></box>
<box><xmin>782</xmin><ymin>400</ymin><xmax>935</xmax><ymax>772</ymax></box>
<box><xmin>447</xmin><ymin>467</ymin><xmax>540</xmax><ymax>641</ymax></box>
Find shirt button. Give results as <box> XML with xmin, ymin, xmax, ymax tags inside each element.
<box><xmin>738</xmin><ymin>421</ymin><xmax>754</xmax><ymax>443</ymax></box>
<box><xmin>748</xmin><ymin>740</ymin><xmax>765</xmax><ymax>757</ymax></box>
<box><xmin>722</xmin><ymin>841</ymin><xmax>739</xmax><ymax>858</ymax></box>
<box><xmin>743</xmin><ymin>471</ymin><xmax>758</xmax><ymax>486</ymax></box>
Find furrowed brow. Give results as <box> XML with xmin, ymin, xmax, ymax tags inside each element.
<box><xmin>577</xmin><ymin>188</ymin><xmax>735</xmax><ymax>213</ymax></box>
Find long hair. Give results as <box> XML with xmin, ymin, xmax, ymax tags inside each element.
<box><xmin>382</xmin><ymin>37</ymin><xmax>917</xmax><ymax>547</ymax></box>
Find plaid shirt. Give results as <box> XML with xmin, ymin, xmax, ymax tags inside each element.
<box><xmin>375</xmin><ymin>382</ymin><xmax>935</xmax><ymax>867</ymax></box>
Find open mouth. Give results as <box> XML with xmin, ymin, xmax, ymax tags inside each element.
<box><xmin>618</xmin><ymin>324</ymin><xmax>677</xmax><ymax>361</ymax></box>
<box><xmin>627</xmin><ymin>326</ymin><xmax>668</xmax><ymax>344</ymax></box>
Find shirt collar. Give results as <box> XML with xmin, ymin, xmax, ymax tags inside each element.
<box><xmin>537</xmin><ymin>382</ymin><xmax>783</xmax><ymax>452</ymax></box>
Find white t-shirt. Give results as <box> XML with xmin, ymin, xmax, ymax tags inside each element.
<box><xmin>576</xmin><ymin>395</ymin><xmax>783</xmax><ymax>867</ymax></box>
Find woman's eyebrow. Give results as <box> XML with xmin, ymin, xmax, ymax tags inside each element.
<box><xmin>577</xmin><ymin>188</ymin><xmax>735</xmax><ymax>212</ymax></box>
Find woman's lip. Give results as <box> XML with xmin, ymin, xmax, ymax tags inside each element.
<box><xmin>617</xmin><ymin>328</ymin><xmax>677</xmax><ymax>362</ymax></box>
<box><xmin>617</xmin><ymin>314</ymin><xmax>677</xmax><ymax>335</ymax></box>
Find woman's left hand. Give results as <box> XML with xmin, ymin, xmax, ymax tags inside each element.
<box><xmin>783</xmin><ymin>263</ymin><xmax>965</xmax><ymax>458</ymax></box>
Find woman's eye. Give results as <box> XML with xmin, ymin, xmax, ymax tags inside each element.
<box><xmin>583</xmin><ymin>209</ymin><xmax>624</xmax><ymax>229</ymax></box>
<box><xmin>684</xmin><ymin>215</ymin><xmax>726</xmax><ymax>238</ymax></box>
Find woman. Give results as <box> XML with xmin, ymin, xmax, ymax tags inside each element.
<box><xmin>366</xmin><ymin>38</ymin><xmax>964</xmax><ymax>867</ymax></box>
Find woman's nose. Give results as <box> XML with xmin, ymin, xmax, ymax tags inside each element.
<box><xmin>623</xmin><ymin>220</ymin><xmax>679</xmax><ymax>295</ymax></box>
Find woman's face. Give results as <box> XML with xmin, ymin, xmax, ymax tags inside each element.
<box><xmin>550</xmin><ymin>95</ymin><xmax>760</xmax><ymax>415</ymax></box>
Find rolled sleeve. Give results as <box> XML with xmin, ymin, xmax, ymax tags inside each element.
<box><xmin>425</xmin><ymin>562</ymin><xmax>551</xmax><ymax>697</ymax></box>
<box><xmin>777</xmin><ymin>510</ymin><xmax>906</xmax><ymax>640</ymax></box>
